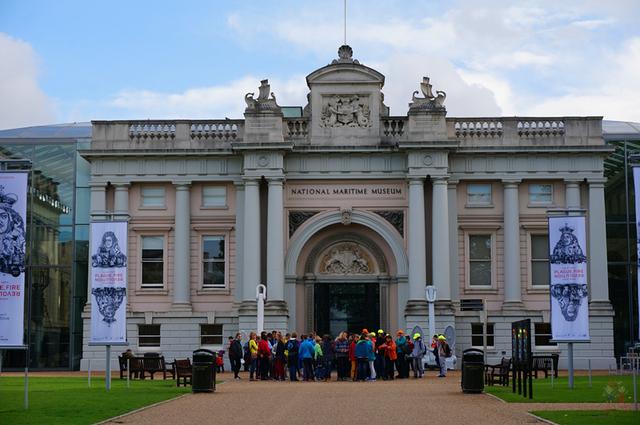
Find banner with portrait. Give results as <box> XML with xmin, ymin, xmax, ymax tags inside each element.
<box><xmin>0</xmin><ymin>172</ymin><xmax>28</xmax><ymax>347</ymax></box>
<box><xmin>633</xmin><ymin>167</ymin><xmax>640</xmax><ymax>341</ymax></box>
<box><xmin>548</xmin><ymin>215</ymin><xmax>590</xmax><ymax>341</ymax></box>
<box><xmin>90</xmin><ymin>221</ymin><xmax>128</xmax><ymax>344</ymax></box>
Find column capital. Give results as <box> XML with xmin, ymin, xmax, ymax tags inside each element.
<box><xmin>564</xmin><ymin>178</ymin><xmax>583</xmax><ymax>185</ymax></box>
<box><xmin>233</xmin><ymin>180</ymin><xmax>245</xmax><ymax>189</ymax></box>
<box><xmin>587</xmin><ymin>178</ymin><xmax>607</xmax><ymax>187</ymax></box>
<box><xmin>242</xmin><ymin>176</ymin><xmax>261</xmax><ymax>185</ymax></box>
<box><xmin>447</xmin><ymin>178</ymin><xmax>459</xmax><ymax>187</ymax></box>
<box><xmin>502</xmin><ymin>179</ymin><xmax>521</xmax><ymax>187</ymax></box>
<box><xmin>88</xmin><ymin>181</ymin><xmax>107</xmax><ymax>188</ymax></box>
<box><xmin>267</xmin><ymin>176</ymin><xmax>285</xmax><ymax>185</ymax></box>
<box><xmin>173</xmin><ymin>181</ymin><xmax>191</xmax><ymax>189</ymax></box>
<box><xmin>112</xmin><ymin>182</ymin><xmax>131</xmax><ymax>189</ymax></box>
<box><xmin>408</xmin><ymin>177</ymin><xmax>425</xmax><ymax>186</ymax></box>
<box><xmin>431</xmin><ymin>176</ymin><xmax>449</xmax><ymax>185</ymax></box>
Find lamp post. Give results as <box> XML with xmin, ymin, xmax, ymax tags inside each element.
<box><xmin>426</xmin><ymin>286</ymin><xmax>437</xmax><ymax>340</ymax></box>
<box><xmin>256</xmin><ymin>284</ymin><xmax>266</xmax><ymax>335</ymax></box>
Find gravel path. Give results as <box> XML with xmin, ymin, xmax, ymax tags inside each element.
<box><xmin>100</xmin><ymin>371</ymin><xmax>565</xmax><ymax>425</ymax></box>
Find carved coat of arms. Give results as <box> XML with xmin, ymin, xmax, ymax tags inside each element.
<box><xmin>321</xmin><ymin>95</ymin><xmax>371</xmax><ymax>128</ymax></box>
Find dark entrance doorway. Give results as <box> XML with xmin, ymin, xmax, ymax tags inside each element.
<box><xmin>314</xmin><ymin>282</ymin><xmax>379</xmax><ymax>337</ymax></box>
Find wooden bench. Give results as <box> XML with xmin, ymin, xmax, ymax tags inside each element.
<box><xmin>532</xmin><ymin>354</ymin><xmax>559</xmax><ymax>378</ymax></box>
<box><xmin>174</xmin><ymin>359</ymin><xmax>192</xmax><ymax>387</ymax></box>
<box><xmin>118</xmin><ymin>355</ymin><xmax>170</xmax><ymax>380</ymax></box>
<box><xmin>485</xmin><ymin>357</ymin><xmax>511</xmax><ymax>386</ymax></box>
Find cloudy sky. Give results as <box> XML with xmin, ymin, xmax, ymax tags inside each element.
<box><xmin>1</xmin><ymin>0</ymin><xmax>639</xmax><ymax>130</ymax></box>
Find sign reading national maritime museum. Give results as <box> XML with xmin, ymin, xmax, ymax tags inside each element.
<box><xmin>288</xmin><ymin>183</ymin><xmax>405</xmax><ymax>200</ymax></box>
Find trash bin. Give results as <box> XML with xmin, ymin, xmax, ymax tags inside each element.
<box><xmin>461</xmin><ymin>348</ymin><xmax>484</xmax><ymax>393</ymax></box>
<box><xmin>192</xmin><ymin>349</ymin><xmax>217</xmax><ymax>393</ymax></box>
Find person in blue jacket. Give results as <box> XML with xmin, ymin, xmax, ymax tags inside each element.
<box><xmin>299</xmin><ymin>334</ymin><xmax>316</xmax><ymax>381</ymax></box>
<box><xmin>354</xmin><ymin>333</ymin><xmax>373</xmax><ymax>381</ymax></box>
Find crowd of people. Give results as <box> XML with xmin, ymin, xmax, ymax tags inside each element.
<box><xmin>226</xmin><ymin>329</ymin><xmax>453</xmax><ymax>382</ymax></box>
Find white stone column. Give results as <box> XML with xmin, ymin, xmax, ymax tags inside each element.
<box><xmin>234</xmin><ymin>182</ymin><xmax>245</xmax><ymax>302</ymax></box>
<box><xmin>448</xmin><ymin>180</ymin><xmax>459</xmax><ymax>300</ymax></box>
<box><xmin>503</xmin><ymin>180</ymin><xmax>522</xmax><ymax>304</ymax></box>
<box><xmin>266</xmin><ymin>178</ymin><xmax>285</xmax><ymax>301</ymax></box>
<box><xmin>408</xmin><ymin>178</ymin><xmax>426</xmax><ymax>299</ymax></box>
<box><xmin>173</xmin><ymin>183</ymin><xmax>191</xmax><ymax>309</ymax></box>
<box><xmin>565</xmin><ymin>180</ymin><xmax>581</xmax><ymax>209</ymax></box>
<box><xmin>432</xmin><ymin>177</ymin><xmax>451</xmax><ymax>301</ymax></box>
<box><xmin>88</xmin><ymin>182</ymin><xmax>107</xmax><ymax>303</ymax></box>
<box><xmin>587</xmin><ymin>179</ymin><xmax>609</xmax><ymax>303</ymax></box>
<box><xmin>113</xmin><ymin>184</ymin><xmax>129</xmax><ymax>220</ymax></box>
<box><xmin>242</xmin><ymin>178</ymin><xmax>261</xmax><ymax>301</ymax></box>
<box><xmin>89</xmin><ymin>182</ymin><xmax>107</xmax><ymax>217</ymax></box>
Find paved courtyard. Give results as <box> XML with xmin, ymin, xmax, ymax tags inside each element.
<box><xmin>100</xmin><ymin>371</ymin><xmax>628</xmax><ymax>425</ymax></box>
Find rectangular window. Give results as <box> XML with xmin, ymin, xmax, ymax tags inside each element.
<box><xmin>139</xmin><ymin>324</ymin><xmax>161</xmax><ymax>347</ymax></box>
<box><xmin>202</xmin><ymin>236</ymin><xmax>225</xmax><ymax>288</ymax></box>
<box><xmin>202</xmin><ymin>186</ymin><xmax>227</xmax><ymax>207</ymax></box>
<box><xmin>531</xmin><ymin>234</ymin><xmax>550</xmax><ymax>287</ymax></box>
<box><xmin>471</xmin><ymin>323</ymin><xmax>495</xmax><ymax>347</ymax></box>
<box><xmin>529</xmin><ymin>183</ymin><xmax>553</xmax><ymax>204</ymax></box>
<box><xmin>201</xmin><ymin>324</ymin><xmax>223</xmax><ymax>345</ymax></box>
<box><xmin>141</xmin><ymin>187</ymin><xmax>165</xmax><ymax>207</ymax></box>
<box><xmin>469</xmin><ymin>234</ymin><xmax>492</xmax><ymax>286</ymax></box>
<box><xmin>534</xmin><ymin>323</ymin><xmax>556</xmax><ymax>346</ymax></box>
<box><xmin>141</xmin><ymin>236</ymin><xmax>164</xmax><ymax>288</ymax></box>
<box><xmin>467</xmin><ymin>183</ymin><xmax>492</xmax><ymax>205</ymax></box>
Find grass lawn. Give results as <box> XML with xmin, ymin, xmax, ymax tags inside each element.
<box><xmin>532</xmin><ymin>410</ymin><xmax>640</xmax><ymax>425</ymax></box>
<box><xmin>0</xmin><ymin>376</ymin><xmax>191</xmax><ymax>425</ymax></box>
<box><xmin>485</xmin><ymin>375</ymin><xmax>637</xmax><ymax>403</ymax></box>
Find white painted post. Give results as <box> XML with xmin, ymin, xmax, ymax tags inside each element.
<box><xmin>588</xmin><ymin>359</ymin><xmax>592</xmax><ymax>388</ymax></box>
<box><xmin>256</xmin><ymin>284</ymin><xmax>267</xmax><ymax>335</ymax></box>
<box><xmin>426</xmin><ymin>286</ymin><xmax>437</xmax><ymax>341</ymax></box>
<box><xmin>551</xmin><ymin>360</ymin><xmax>554</xmax><ymax>389</ymax></box>
<box><xmin>127</xmin><ymin>358</ymin><xmax>130</xmax><ymax>388</ymax></box>
<box><xmin>88</xmin><ymin>359</ymin><xmax>91</xmax><ymax>387</ymax></box>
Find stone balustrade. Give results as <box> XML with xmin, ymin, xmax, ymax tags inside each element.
<box><xmin>380</xmin><ymin>117</ymin><xmax>408</xmax><ymax>141</ymax></box>
<box><xmin>283</xmin><ymin>117</ymin><xmax>309</xmax><ymax>139</ymax></box>
<box><xmin>91</xmin><ymin>115</ymin><xmax>602</xmax><ymax>149</ymax></box>
<box><xmin>190</xmin><ymin>120</ymin><xmax>243</xmax><ymax>141</ymax></box>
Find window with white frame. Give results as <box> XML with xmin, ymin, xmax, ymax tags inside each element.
<box><xmin>141</xmin><ymin>187</ymin><xmax>165</xmax><ymax>207</ymax></box>
<box><xmin>141</xmin><ymin>236</ymin><xmax>164</xmax><ymax>288</ymax></box>
<box><xmin>138</xmin><ymin>324</ymin><xmax>161</xmax><ymax>348</ymax></box>
<box><xmin>202</xmin><ymin>236</ymin><xmax>225</xmax><ymax>288</ymax></box>
<box><xmin>471</xmin><ymin>323</ymin><xmax>495</xmax><ymax>347</ymax></box>
<box><xmin>202</xmin><ymin>186</ymin><xmax>227</xmax><ymax>207</ymax></box>
<box><xmin>531</xmin><ymin>234</ymin><xmax>550</xmax><ymax>287</ymax></box>
<box><xmin>534</xmin><ymin>323</ymin><xmax>556</xmax><ymax>347</ymax></box>
<box><xmin>467</xmin><ymin>183</ymin><xmax>492</xmax><ymax>205</ymax></box>
<box><xmin>200</xmin><ymin>324</ymin><xmax>223</xmax><ymax>345</ymax></box>
<box><xmin>528</xmin><ymin>183</ymin><xmax>553</xmax><ymax>204</ymax></box>
<box><xmin>469</xmin><ymin>234</ymin><xmax>492</xmax><ymax>286</ymax></box>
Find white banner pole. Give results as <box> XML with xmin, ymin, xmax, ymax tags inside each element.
<box><xmin>106</xmin><ymin>345</ymin><xmax>111</xmax><ymax>391</ymax></box>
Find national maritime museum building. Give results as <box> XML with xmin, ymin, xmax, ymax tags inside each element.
<box><xmin>1</xmin><ymin>46</ymin><xmax>639</xmax><ymax>370</ymax></box>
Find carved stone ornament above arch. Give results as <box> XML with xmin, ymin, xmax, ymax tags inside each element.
<box><xmin>304</xmin><ymin>232</ymin><xmax>388</xmax><ymax>275</ymax></box>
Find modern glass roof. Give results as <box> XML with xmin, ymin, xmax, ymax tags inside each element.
<box><xmin>0</xmin><ymin>122</ymin><xmax>91</xmax><ymax>139</ymax></box>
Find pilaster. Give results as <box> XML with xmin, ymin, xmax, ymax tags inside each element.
<box><xmin>503</xmin><ymin>179</ymin><xmax>522</xmax><ymax>308</ymax></box>
<box><xmin>172</xmin><ymin>183</ymin><xmax>191</xmax><ymax>311</ymax></box>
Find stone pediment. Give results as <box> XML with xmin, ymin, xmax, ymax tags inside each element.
<box><xmin>305</xmin><ymin>45</ymin><xmax>387</xmax><ymax>146</ymax></box>
<box><xmin>307</xmin><ymin>64</ymin><xmax>385</xmax><ymax>86</ymax></box>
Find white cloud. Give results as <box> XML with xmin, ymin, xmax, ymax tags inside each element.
<box><xmin>0</xmin><ymin>33</ymin><xmax>55</xmax><ymax>130</ymax></box>
<box><xmin>103</xmin><ymin>75</ymin><xmax>308</xmax><ymax>120</ymax></box>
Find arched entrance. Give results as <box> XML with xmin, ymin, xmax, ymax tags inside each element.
<box><xmin>285</xmin><ymin>210</ymin><xmax>408</xmax><ymax>335</ymax></box>
<box><xmin>307</xmin><ymin>237</ymin><xmax>387</xmax><ymax>336</ymax></box>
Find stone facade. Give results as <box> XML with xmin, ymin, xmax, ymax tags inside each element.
<box><xmin>81</xmin><ymin>46</ymin><xmax>615</xmax><ymax>371</ymax></box>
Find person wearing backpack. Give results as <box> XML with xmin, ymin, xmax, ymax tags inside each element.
<box><xmin>437</xmin><ymin>334</ymin><xmax>450</xmax><ymax>377</ymax></box>
<box><xmin>286</xmin><ymin>332</ymin><xmax>300</xmax><ymax>381</ymax></box>
<box><xmin>411</xmin><ymin>333</ymin><xmax>427</xmax><ymax>378</ymax></box>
